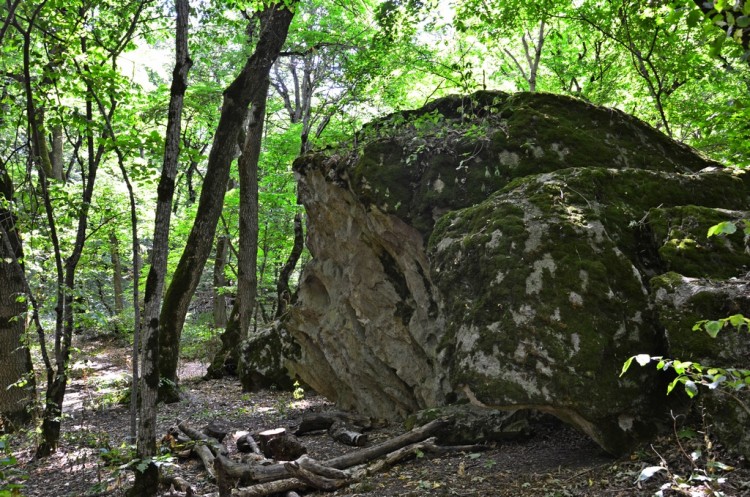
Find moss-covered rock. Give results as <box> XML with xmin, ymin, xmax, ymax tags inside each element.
<box><xmin>650</xmin><ymin>273</ymin><xmax>749</xmax><ymax>371</ymax></box>
<box><xmin>342</xmin><ymin>91</ymin><xmax>718</xmax><ymax>238</ymax></box>
<box><xmin>648</xmin><ymin>206</ymin><xmax>750</xmax><ymax>278</ymax></box>
<box><xmin>650</xmin><ymin>273</ymin><xmax>750</xmax><ymax>459</ymax></box>
<box><xmin>282</xmin><ymin>91</ymin><xmax>750</xmax><ymax>456</ymax></box>
<box><xmin>239</xmin><ymin>322</ymin><xmax>297</xmax><ymax>392</ymax></box>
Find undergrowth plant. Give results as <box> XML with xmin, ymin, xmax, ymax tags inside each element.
<box><xmin>620</xmin><ymin>220</ymin><xmax>750</xmax><ymax>496</ymax></box>
<box><xmin>0</xmin><ymin>436</ymin><xmax>26</xmax><ymax>497</ymax></box>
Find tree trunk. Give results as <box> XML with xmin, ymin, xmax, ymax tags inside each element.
<box><xmin>131</xmin><ymin>0</ymin><xmax>192</xmax><ymax>494</ymax></box>
<box><xmin>36</xmin><ymin>33</ymin><xmax>105</xmax><ymax>456</ymax></box>
<box><xmin>109</xmin><ymin>230</ymin><xmax>125</xmax><ymax>315</ymax></box>
<box><xmin>237</xmin><ymin>79</ymin><xmax>268</xmax><ymax>345</ymax></box>
<box><xmin>275</xmin><ymin>212</ymin><xmax>303</xmax><ymax>319</ymax></box>
<box><xmin>213</xmin><ymin>235</ymin><xmax>229</xmax><ymax>329</ymax></box>
<box><xmin>0</xmin><ymin>173</ymin><xmax>34</xmax><ymax>432</ymax></box>
<box><xmin>51</xmin><ymin>123</ymin><xmax>64</xmax><ymax>181</ymax></box>
<box><xmin>205</xmin><ymin>302</ymin><xmax>240</xmax><ymax>379</ymax></box>
<box><xmin>158</xmin><ymin>2</ymin><xmax>297</xmax><ymax>403</ymax></box>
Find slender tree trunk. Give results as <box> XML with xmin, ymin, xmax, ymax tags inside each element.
<box><xmin>275</xmin><ymin>212</ymin><xmax>303</xmax><ymax>319</ymax></box>
<box><xmin>37</xmin><ymin>47</ymin><xmax>104</xmax><ymax>456</ymax></box>
<box><xmin>213</xmin><ymin>235</ymin><xmax>229</xmax><ymax>329</ymax></box>
<box><xmin>237</xmin><ymin>78</ymin><xmax>268</xmax><ymax>344</ymax></box>
<box><xmin>130</xmin><ymin>0</ymin><xmax>191</xmax><ymax>494</ymax></box>
<box><xmin>158</xmin><ymin>2</ymin><xmax>297</xmax><ymax>403</ymax></box>
<box><xmin>33</xmin><ymin>168</ymin><xmax>64</xmax><ymax>459</ymax></box>
<box><xmin>109</xmin><ymin>231</ymin><xmax>125</xmax><ymax>314</ymax></box>
<box><xmin>51</xmin><ymin>124</ymin><xmax>64</xmax><ymax>181</ymax></box>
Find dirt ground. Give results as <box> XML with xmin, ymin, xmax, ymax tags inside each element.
<box><xmin>6</xmin><ymin>339</ymin><xmax>750</xmax><ymax>497</ymax></box>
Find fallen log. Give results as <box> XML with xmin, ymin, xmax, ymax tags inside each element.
<box><xmin>204</xmin><ymin>435</ymin><xmax>457</xmax><ymax>497</ymax></box>
<box><xmin>205</xmin><ymin>417</ymin><xmax>450</xmax><ymax>491</ymax></box>
<box><xmin>284</xmin><ymin>460</ymin><xmax>348</xmax><ymax>492</ymax></box>
<box><xmin>160</xmin><ymin>472</ymin><xmax>194</xmax><ymax>496</ymax></box>
<box><xmin>178</xmin><ymin>420</ymin><xmax>228</xmax><ymax>457</ymax></box>
<box><xmin>294</xmin><ymin>411</ymin><xmax>372</xmax><ymax>435</ymax></box>
<box><xmin>236</xmin><ymin>433</ymin><xmax>262</xmax><ymax>454</ymax></box>
<box><xmin>324</xmin><ymin>418</ymin><xmax>448</xmax><ymax>470</ymax></box>
<box><xmin>328</xmin><ymin>420</ymin><xmax>368</xmax><ymax>447</ymax></box>
<box><xmin>178</xmin><ymin>420</ymin><xmax>231</xmax><ymax>480</ymax></box>
<box><xmin>205</xmin><ymin>419</ymin><xmax>232</xmax><ymax>442</ymax></box>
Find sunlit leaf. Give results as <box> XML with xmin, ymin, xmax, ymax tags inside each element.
<box><xmin>727</xmin><ymin>314</ymin><xmax>747</xmax><ymax>328</ymax></box>
<box><xmin>635</xmin><ymin>354</ymin><xmax>652</xmax><ymax>366</ymax></box>
<box><xmin>684</xmin><ymin>380</ymin><xmax>698</xmax><ymax>398</ymax></box>
<box><xmin>620</xmin><ymin>356</ymin><xmax>634</xmax><ymax>376</ymax></box>
<box><xmin>704</xmin><ymin>320</ymin><xmax>723</xmax><ymax>338</ymax></box>
<box><xmin>636</xmin><ymin>466</ymin><xmax>666</xmax><ymax>482</ymax></box>
<box><xmin>707</xmin><ymin>221</ymin><xmax>736</xmax><ymax>237</ymax></box>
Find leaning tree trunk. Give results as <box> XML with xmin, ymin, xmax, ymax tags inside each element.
<box><xmin>0</xmin><ymin>172</ymin><xmax>35</xmax><ymax>432</ymax></box>
<box><xmin>158</xmin><ymin>1</ymin><xmax>297</xmax><ymax>403</ymax></box>
<box><xmin>131</xmin><ymin>0</ymin><xmax>192</xmax><ymax>494</ymax></box>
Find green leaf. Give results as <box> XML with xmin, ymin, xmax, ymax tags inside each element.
<box><xmin>707</xmin><ymin>221</ymin><xmax>736</xmax><ymax>237</ymax></box>
<box><xmin>620</xmin><ymin>356</ymin><xmax>634</xmax><ymax>376</ymax></box>
<box><xmin>687</xmin><ymin>9</ymin><xmax>704</xmax><ymax>27</ymax></box>
<box><xmin>707</xmin><ymin>460</ymin><xmax>735</xmax><ymax>471</ymax></box>
<box><xmin>684</xmin><ymin>380</ymin><xmax>698</xmax><ymax>398</ymax></box>
<box><xmin>704</xmin><ymin>320</ymin><xmax>723</xmax><ymax>338</ymax></box>
<box><xmin>667</xmin><ymin>377</ymin><xmax>680</xmax><ymax>394</ymax></box>
<box><xmin>737</xmin><ymin>16</ymin><xmax>750</xmax><ymax>28</ymax></box>
<box><xmin>707</xmin><ymin>375</ymin><xmax>726</xmax><ymax>389</ymax></box>
<box><xmin>727</xmin><ymin>314</ymin><xmax>747</xmax><ymax>328</ymax></box>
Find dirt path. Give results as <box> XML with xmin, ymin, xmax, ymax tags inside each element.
<box><xmin>7</xmin><ymin>341</ymin><xmax>749</xmax><ymax>497</ymax></box>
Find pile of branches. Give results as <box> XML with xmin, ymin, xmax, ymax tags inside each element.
<box><xmin>158</xmin><ymin>412</ymin><xmax>486</xmax><ymax>497</ymax></box>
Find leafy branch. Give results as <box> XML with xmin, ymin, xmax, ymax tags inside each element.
<box><xmin>621</xmin><ymin>312</ymin><xmax>750</xmax><ymax>416</ymax></box>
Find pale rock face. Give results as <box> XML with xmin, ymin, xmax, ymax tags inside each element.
<box><xmin>262</xmin><ymin>91</ymin><xmax>750</xmax><ymax>456</ymax></box>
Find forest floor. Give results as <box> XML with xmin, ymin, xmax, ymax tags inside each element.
<box><xmin>6</xmin><ymin>338</ymin><xmax>750</xmax><ymax>497</ymax></box>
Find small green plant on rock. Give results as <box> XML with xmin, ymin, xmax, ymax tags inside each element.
<box><xmin>623</xmin><ymin>296</ymin><xmax>748</xmax><ymax>488</ymax></box>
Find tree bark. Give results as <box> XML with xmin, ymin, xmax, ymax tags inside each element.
<box><xmin>275</xmin><ymin>212</ymin><xmax>303</xmax><ymax>319</ymax></box>
<box><xmin>36</xmin><ymin>31</ymin><xmax>106</xmax><ymax>458</ymax></box>
<box><xmin>205</xmin><ymin>302</ymin><xmax>240</xmax><ymax>379</ymax></box>
<box><xmin>237</xmin><ymin>79</ymin><xmax>268</xmax><ymax>345</ymax></box>
<box><xmin>109</xmin><ymin>230</ymin><xmax>125</xmax><ymax>315</ymax></box>
<box><xmin>51</xmin><ymin>123</ymin><xmax>64</xmax><ymax>181</ymax></box>
<box><xmin>131</xmin><ymin>0</ymin><xmax>192</xmax><ymax>494</ymax></box>
<box><xmin>0</xmin><ymin>172</ymin><xmax>34</xmax><ymax>432</ymax></box>
<box><xmin>213</xmin><ymin>235</ymin><xmax>229</xmax><ymax>328</ymax></box>
<box><xmin>158</xmin><ymin>2</ymin><xmax>297</xmax><ymax>403</ymax></box>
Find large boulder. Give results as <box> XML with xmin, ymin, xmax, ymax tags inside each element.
<box><xmin>265</xmin><ymin>91</ymin><xmax>749</xmax><ymax>455</ymax></box>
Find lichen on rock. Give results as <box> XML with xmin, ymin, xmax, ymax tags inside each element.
<box><xmin>261</xmin><ymin>90</ymin><xmax>750</xmax><ymax>456</ymax></box>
